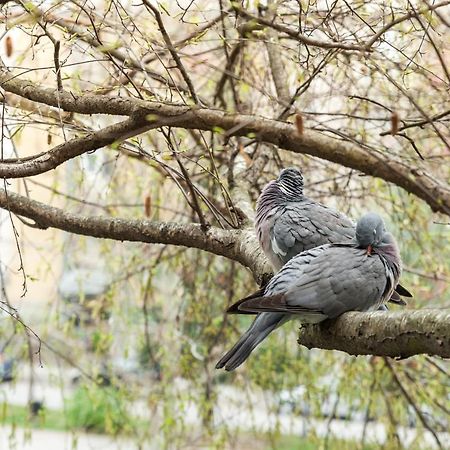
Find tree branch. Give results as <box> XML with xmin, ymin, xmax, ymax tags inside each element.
<box><xmin>0</xmin><ymin>188</ymin><xmax>448</xmax><ymax>358</ymax></box>
<box><xmin>365</xmin><ymin>0</ymin><xmax>450</xmax><ymax>48</ymax></box>
<box><xmin>298</xmin><ymin>310</ymin><xmax>450</xmax><ymax>359</ymax></box>
<box><xmin>1</xmin><ymin>69</ymin><xmax>449</xmax><ymax>215</ymax></box>
<box><xmin>0</xmin><ymin>188</ymin><xmax>272</xmax><ymax>285</ymax></box>
<box><xmin>233</xmin><ymin>5</ymin><xmax>366</xmax><ymax>52</ymax></box>
<box><xmin>264</xmin><ymin>2</ymin><xmax>291</xmax><ymax>109</ymax></box>
<box><xmin>0</xmin><ymin>116</ymin><xmax>150</xmax><ymax>178</ymax></box>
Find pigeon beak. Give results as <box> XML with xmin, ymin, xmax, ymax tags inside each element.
<box><xmin>366</xmin><ymin>245</ymin><xmax>373</xmax><ymax>255</ymax></box>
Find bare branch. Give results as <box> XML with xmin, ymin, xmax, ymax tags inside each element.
<box><xmin>1</xmin><ymin>70</ymin><xmax>449</xmax><ymax>215</ymax></box>
<box><xmin>0</xmin><ymin>188</ymin><xmax>272</xmax><ymax>285</ymax></box>
<box><xmin>365</xmin><ymin>0</ymin><xmax>450</xmax><ymax>48</ymax></box>
<box><xmin>298</xmin><ymin>309</ymin><xmax>450</xmax><ymax>359</ymax></box>
<box><xmin>264</xmin><ymin>2</ymin><xmax>291</xmax><ymax>109</ymax></box>
<box><xmin>233</xmin><ymin>5</ymin><xmax>367</xmax><ymax>52</ymax></box>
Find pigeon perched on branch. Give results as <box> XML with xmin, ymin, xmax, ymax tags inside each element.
<box><xmin>216</xmin><ymin>212</ymin><xmax>402</xmax><ymax>371</ymax></box>
<box><xmin>255</xmin><ymin>167</ymin><xmax>411</xmax><ymax>303</ymax></box>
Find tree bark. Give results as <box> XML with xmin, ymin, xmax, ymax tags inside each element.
<box><xmin>0</xmin><ymin>187</ymin><xmax>448</xmax><ymax>359</ymax></box>
<box><xmin>1</xmin><ymin>69</ymin><xmax>449</xmax><ymax>215</ymax></box>
<box><xmin>0</xmin><ymin>188</ymin><xmax>273</xmax><ymax>286</ymax></box>
<box><xmin>298</xmin><ymin>310</ymin><xmax>450</xmax><ymax>359</ymax></box>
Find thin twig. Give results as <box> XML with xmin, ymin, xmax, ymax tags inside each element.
<box><xmin>365</xmin><ymin>0</ymin><xmax>450</xmax><ymax>48</ymax></box>
<box><xmin>407</xmin><ymin>0</ymin><xmax>450</xmax><ymax>84</ymax></box>
<box><xmin>0</xmin><ymin>301</ymin><xmax>42</xmax><ymax>366</ymax></box>
<box><xmin>384</xmin><ymin>357</ymin><xmax>443</xmax><ymax>450</ymax></box>
<box><xmin>54</xmin><ymin>40</ymin><xmax>63</xmax><ymax>91</ymax></box>
<box><xmin>143</xmin><ymin>0</ymin><xmax>200</xmax><ymax>105</ymax></box>
<box><xmin>164</xmin><ymin>129</ymin><xmax>209</xmax><ymax>231</ymax></box>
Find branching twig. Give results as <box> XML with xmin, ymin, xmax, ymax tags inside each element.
<box><xmin>384</xmin><ymin>357</ymin><xmax>444</xmax><ymax>450</ymax></box>
<box><xmin>365</xmin><ymin>0</ymin><xmax>450</xmax><ymax>48</ymax></box>
<box><xmin>233</xmin><ymin>5</ymin><xmax>366</xmax><ymax>51</ymax></box>
<box><xmin>142</xmin><ymin>0</ymin><xmax>200</xmax><ymax>105</ymax></box>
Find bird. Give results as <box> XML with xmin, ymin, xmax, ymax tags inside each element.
<box><xmin>255</xmin><ymin>167</ymin><xmax>411</xmax><ymax>303</ymax></box>
<box><xmin>216</xmin><ymin>212</ymin><xmax>402</xmax><ymax>371</ymax></box>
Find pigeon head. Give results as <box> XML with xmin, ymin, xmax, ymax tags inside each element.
<box><xmin>276</xmin><ymin>167</ymin><xmax>304</xmax><ymax>198</ymax></box>
<box><xmin>355</xmin><ymin>212</ymin><xmax>386</xmax><ymax>249</ymax></box>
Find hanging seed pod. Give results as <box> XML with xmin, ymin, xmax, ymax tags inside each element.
<box><xmin>295</xmin><ymin>113</ymin><xmax>304</xmax><ymax>136</ymax></box>
<box><xmin>391</xmin><ymin>111</ymin><xmax>399</xmax><ymax>135</ymax></box>
<box><xmin>144</xmin><ymin>195</ymin><xmax>151</xmax><ymax>217</ymax></box>
<box><xmin>5</xmin><ymin>36</ymin><xmax>13</xmax><ymax>58</ymax></box>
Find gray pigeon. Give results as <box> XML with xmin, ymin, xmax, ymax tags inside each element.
<box><xmin>216</xmin><ymin>212</ymin><xmax>402</xmax><ymax>371</ymax></box>
<box><xmin>255</xmin><ymin>167</ymin><xmax>411</xmax><ymax>303</ymax></box>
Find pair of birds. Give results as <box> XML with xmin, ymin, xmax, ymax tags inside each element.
<box><xmin>216</xmin><ymin>168</ymin><xmax>411</xmax><ymax>371</ymax></box>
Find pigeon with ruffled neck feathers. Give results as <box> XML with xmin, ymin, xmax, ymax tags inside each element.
<box><xmin>255</xmin><ymin>167</ymin><xmax>354</xmax><ymax>269</ymax></box>
<box><xmin>255</xmin><ymin>167</ymin><xmax>411</xmax><ymax>303</ymax></box>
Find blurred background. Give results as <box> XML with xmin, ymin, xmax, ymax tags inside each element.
<box><xmin>0</xmin><ymin>0</ymin><xmax>449</xmax><ymax>449</ymax></box>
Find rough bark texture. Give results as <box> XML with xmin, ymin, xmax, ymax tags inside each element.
<box><xmin>0</xmin><ymin>189</ymin><xmax>273</xmax><ymax>286</ymax></box>
<box><xmin>299</xmin><ymin>310</ymin><xmax>450</xmax><ymax>359</ymax></box>
<box><xmin>0</xmin><ymin>116</ymin><xmax>150</xmax><ymax>178</ymax></box>
<box><xmin>1</xmin><ymin>69</ymin><xmax>449</xmax><ymax>215</ymax></box>
<box><xmin>0</xmin><ymin>187</ymin><xmax>448</xmax><ymax>359</ymax></box>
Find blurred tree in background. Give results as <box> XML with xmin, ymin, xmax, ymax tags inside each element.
<box><xmin>0</xmin><ymin>1</ymin><xmax>449</xmax><ymax>448</ymax></box>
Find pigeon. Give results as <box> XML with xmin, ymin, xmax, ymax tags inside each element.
<box><xmin>255</xmin><ymin>167</ymin><xmax>411</xmax><ymax>303</ymax></box>
<box><xmin>216</xmin><ymin>212</ymin><xmax>402</xmax><ymax>371</ymax></box>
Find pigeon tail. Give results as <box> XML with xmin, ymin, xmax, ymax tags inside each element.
<box><xmin>215</xmin><ymin>313</ymin><xmax>286</xmax><ymax>371</ymax></box>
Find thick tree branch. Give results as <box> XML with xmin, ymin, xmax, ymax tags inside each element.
<box><xmin>265</xmin><ymin>2</ymin><xmax>291</xmax><ymax>109</ymax></box>
<box><xmin>0</xmin><ymin>188</ymin><xmax>448</xmax><ymax>359</ymax></box>
<box><xmin>299</xmin><ymin>310</ymin><xmax>450</xmax><ymax>359</ymax></box>
<box><xmin>1</xmin><ymin>70</ymin><xmax>449</xmax><ymax>215</ymax></box>
<box><xmin>0</xmin><ymin>188</ymin><xmax>272</xmax><ymax>285</ymax></box>
<box><xmin>0</xmin><ymin>116</ymin><xmax>151</xmax><ymax>178</ymax></box>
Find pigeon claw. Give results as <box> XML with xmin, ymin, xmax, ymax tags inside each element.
<box><xmin>366</xmin><ymin>244</ymin><xmax>373</xmax><ymax>256</ymax></box>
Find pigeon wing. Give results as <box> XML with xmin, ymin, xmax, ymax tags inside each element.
<box><xmin>238</xmin><ymin>247</ymin><xmax>388</xmax><ymax>319</ymax></box>
<box><xmin>270</xmin><ymin>201</ymin><xmax>355</xmax><ymax>266</ymax></box>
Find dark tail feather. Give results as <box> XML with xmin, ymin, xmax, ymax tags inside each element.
<box><xmin>395</xmin><ymin>283</ymin><xmax>413</xmax><ymax>298</ymax></box>
<box><xmin>388</xmin><ymin>290</ymin><xmax>407</xmax><ymax>306</ymax></box>
<box><xmin>215</xmin><ymin>313</ymin><xmax>286</xmax><ymax>371</ymax></box>
<box><xmin>226</xmin><ymin>289</ymin><xmax>265</xmax><ymax>315</ymax></box>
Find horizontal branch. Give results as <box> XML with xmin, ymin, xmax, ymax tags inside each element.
<box><xmin>0</xmin><ymin>188</ymin><xmax>272</xmax><ymax>285</ymax></box>
<box><xmin>1</xmin><ymin>69</ymin><xmax>449</xmax><ymax>215</ymax></box>
<box><xmin>0</xmin><ymin>189</ymin><xmax>448</xmax><ymax>358</ymax></box>
<box><xmin>298</xmin><ymin>309</ymin><xmax>450</xmax><ymax>359</ymax></box>
<box><xmin>0</xmin><ymin>116</ymin><xmax>150</xmax><ymax>178</ymax></box>
<box><xmin>233</xmin><ymin>6</ymin><xmax>366</xmax><ymax>52</ymax></box>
